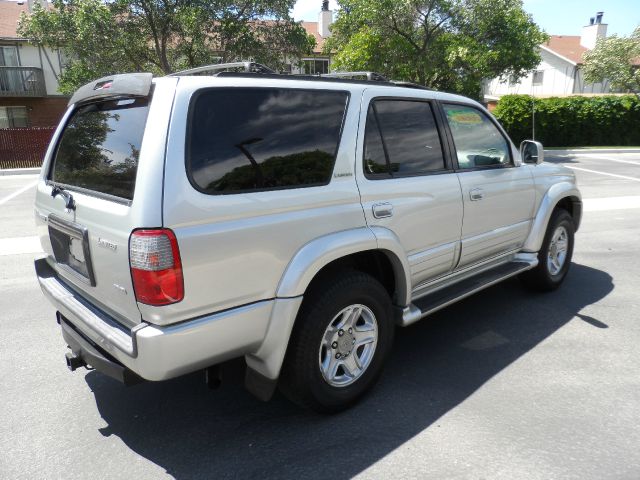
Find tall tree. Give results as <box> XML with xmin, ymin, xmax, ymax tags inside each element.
<box><xmin>324</xmin><ymin>0</ymin><xmax>547</xmax><ymax>98</ymax></box>
<box><xmin>583</xmin><ymin>27</ymin><xmax>640</xmax><ymax>94</ymax></box>
<box><xmin>18</xmin><ymin>0</ymin><xmax>315</xmax><ymax>94</ymax></box>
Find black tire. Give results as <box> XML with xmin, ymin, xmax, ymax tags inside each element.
<box><xmin>520</xmin><ymin>208</ymin><xmax>575</xmax><ymax>291</ymax></box>
<box><xmin>279</xmin><ymin>270</ymin><xmax>394</xmax><ymax>413</ymax></box>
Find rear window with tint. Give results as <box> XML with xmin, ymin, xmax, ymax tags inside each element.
<box><xmin>187</xmin><ymin>88</ymin><xmax>349</xmax><ymax>194</ymax></box>
<box><xmin>364</xmin><ymin>99</ymin><xmax>445</xmax><ymax>178</ymax></box>
<box><xmin>51</xmin><ymin>98</ymin><xmax>149</xmax><ymax>201</ymax></box>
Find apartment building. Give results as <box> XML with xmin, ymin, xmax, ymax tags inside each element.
<box><xmin>0</xmin><ymin>0</ymin><xmax>67</xmax><ymax>129</ymax></box>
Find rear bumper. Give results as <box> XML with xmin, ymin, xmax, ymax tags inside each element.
<box><xmin>35</xmin><ymin>257</ymin><xmax>275</xmax><ymax>381</ymax></box>
<box><xmin>59</xmin><ymin>314</ymin><xmax>143</xmax><ymax>385</ymax></box>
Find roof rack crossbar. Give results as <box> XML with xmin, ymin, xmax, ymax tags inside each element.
<box><xmin>321</xmin><ymin>71</ymin><xmax>389</xmax><ymax>82</ymax></box>
<box><xmin>390</xmin><ymin>81</ymin><xmax>431</xmax><ymax>91</ymax></box>
<box><xmin>169</xmin><ymin>61</ymin><xmax>275</xmax><ymax>77</ymax></box>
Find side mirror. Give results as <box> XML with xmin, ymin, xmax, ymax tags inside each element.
<box><xmin>520</xmin><ymin>140</ymin><xmax>544</xmax><ymax>165</ymax></box>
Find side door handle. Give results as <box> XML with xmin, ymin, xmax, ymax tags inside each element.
<box><xmin>469</xmin><ymin>188</ymin><xmax>484</xmax><ymax>201</ymax></box>
<box><xmin>372</xmin><ymin>202</ymin><xmax>393</xmax><ymax>219</ymax></box>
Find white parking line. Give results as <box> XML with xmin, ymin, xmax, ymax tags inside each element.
<box><xmin>0</xmin><ymin>181</ymin><xmax>38</xmax><ymax>206</ymax></box>
<box><xmin>565</xmin><ymin>165</ymin><xmax>640</xmax><ymax>182</ymax></box>
<box><xmin>583</xmin><ymin>196</ymin><xmax>640</xmax><ymax>212</ymax></box>
<box><xmin>0</xmin><ymin>236</ymin><xmax>42</xmax><ymax>256</ymax></box>
<box><xmin>578</xmin><ymin>154</ymin><xmax>640</xmax><ymax>166</ymax></box>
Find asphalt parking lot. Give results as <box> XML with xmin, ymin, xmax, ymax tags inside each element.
<box><xmin>1</xmin><ymin>150</ymin><xmax>639</xmax><ymax>479</ymax></box>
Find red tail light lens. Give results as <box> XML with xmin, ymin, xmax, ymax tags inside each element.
<box><xmin>129</xmin><ymin>229</ymin><xmax>184</xmax><ymax>306</ymax></box>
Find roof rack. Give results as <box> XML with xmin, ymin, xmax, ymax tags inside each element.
<box><xmin>169</xmin><ymin>61</ymin><xmax>276</xmax><ymax>76</ymax></box>
<box><xmin>168</xmin><ymin>62</ymin><xmax>434</xmax><ymax>91</ymax></box>
<box><xmin>321</xmin><ymin>71</ymin><xmax>389</xmax><ymax>82</ymax></box>
<box><xmin>390</xmin><ymin>81</ymin><xmax>431</xmax><ymax>91</ymax></box>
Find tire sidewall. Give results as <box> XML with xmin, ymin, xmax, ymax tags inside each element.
<box><xmin>540</xmin><ymin>210</ymin><xmax>575</xmax><ymax>286</ymax></box>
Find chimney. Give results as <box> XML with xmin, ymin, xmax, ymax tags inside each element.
<box><xmin>581</xmin><ymin>11</ymin><xmax>607</xmax><ymax>49</ymax></box>
<box><xmin>318</xmin><ymin>1</ymin><xmax>333</xmax><ymax>38</ymax></box>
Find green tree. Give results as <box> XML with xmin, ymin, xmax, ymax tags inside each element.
<box><xmin>583</xmin><ymin>27</ymin><xmax>640</xmax><ymax>93</ymax></box>
<box><xmin>324</xmin><ymin>0</ymin><xmax>547</xmax><ymax>98</ymax></box>
<box><xmin>18</xmin><ymin>0</ymin><xmax>315</xmax><ymax>94</ymax></box>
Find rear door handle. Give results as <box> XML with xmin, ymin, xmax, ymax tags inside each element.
<box><xmin>469</xmin><ymin>188</ymin><xmax>484</xmax><ymax>201</ymax></box>
<box><xmin>372</xmin><ymin>203</ymin><xmax>393</xmax><ymax>218</ymax></box>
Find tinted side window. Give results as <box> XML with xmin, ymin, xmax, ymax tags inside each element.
<box><xmin>363</xmin><ymin>105</ymin><xmax>388</xmax><ymax>175</ymax></box>
<box><xmin>51</xmin><ymin>98</ymin><xmax>149</xmax><ymax>201</ymax></box>
<box><xmin>443</xmin><ymin>104</ymin><xmax>511</xmax><ymax>169</ymax></box>
<box><xmin>364</xmin><ymin>99</ymin><xmax>445</xmax><ymax>178</ymax></box>
<box><xmin>187</xmin><ymin>88</ymin><xmax>348</xmax><ymax>194</ymax></box>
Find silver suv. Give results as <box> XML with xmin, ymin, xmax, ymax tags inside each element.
<box><xmin>34</xmin><ymin>64</ymin><xmax>582</xmax><ymax>412</ymax></box>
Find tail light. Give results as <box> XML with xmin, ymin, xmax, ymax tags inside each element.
<box><xmin>129</xmin><ymin>229</ymin><xmax>184</xmax><ymax>306</ymax></box>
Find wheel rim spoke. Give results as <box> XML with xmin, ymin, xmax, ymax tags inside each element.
<box><xmin>342</xmin><ymin>355</ymin><xmax>359</xmax><ymax>378</ymax></box>
<box><xmin>354</xmin><ymin>334</ymin><xmax>375</xmax><ymax>349</ymax></box>
<box><xmin>321</xmin><ymin>349</ymin><xmax>341</xmax><ymax>380</ymax></box>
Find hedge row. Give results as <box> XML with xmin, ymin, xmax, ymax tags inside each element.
<box><xmin>492</xmin><ymin>94</ymin><xmax>640</xmax><ymax>147</ymax></box>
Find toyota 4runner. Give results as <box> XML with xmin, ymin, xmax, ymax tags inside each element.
<box><xmin>34</xmin><ymin>63</ymin><xmax>582</xmax><ymax>412</ymax></box>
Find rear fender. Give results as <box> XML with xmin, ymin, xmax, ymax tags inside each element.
<box><xmin>246</xmin><ymin>227</ymin><xmax>410</xmax><ymax>381</ymax></box>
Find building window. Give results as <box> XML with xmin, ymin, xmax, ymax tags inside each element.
<box><xmin>0</xmin><ymin>107</ymin><xmax>29</xmax><ymax>128</ymax></box>
<box><xmin>303</xmin><ymin>59</ymin><xmax>329</xmax><ymax>75</ymax></box>
<box><xmin>532</xmin><ymin>71</ymin><xmax>544</xmax><ymax>86</ymax></box>
<box><xmin>0</xmin><ymin>46</ymin><xmax>19</xmax><ymax>67</ymax></box>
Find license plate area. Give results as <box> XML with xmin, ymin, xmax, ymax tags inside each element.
<box><xmin>48</xmin><ymin>214</ymin><xmax>96</xmax><ymax>286</ymax></box>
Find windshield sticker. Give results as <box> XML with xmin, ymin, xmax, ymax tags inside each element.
<box><xmin>447</xmin><ymin>110</ymin><xmax>483</xmax><ymax>125</ymax></box>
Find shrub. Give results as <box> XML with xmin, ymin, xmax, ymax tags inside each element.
<box><xmin>492</xmin><ymin>94</ymin><xmax>640</xmax><ymax>147</ymax></box>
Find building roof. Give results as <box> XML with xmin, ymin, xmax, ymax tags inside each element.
<box><xmin>543</xmin><ymin>35</ymin><xmax>589</xmax><ymax>64</ymax></box>
<box><xmin>0</xmin><ymin>0</ymin><xmax>30</xmax><ymax>39</ymax></box>
<box><xmin>302</xmin><ymin>21</ymin><xmax>327</xmax><ymax>54</ymax></box>
<box><xmin>1</xmin><ymin>1</ymin><xmax>330</xmax><ymax>56</ymax></box>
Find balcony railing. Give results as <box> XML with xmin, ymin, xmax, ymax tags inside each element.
<box><xmin>0</xmin><ymin>66</ymin><xmax>47</xmax><ymax>97</ymax></box>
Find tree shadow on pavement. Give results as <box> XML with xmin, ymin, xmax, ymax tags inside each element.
<box><xmin>86</xmin><ymin>263</ymin><xmax>612</xmax><ymax>479</ymax></box>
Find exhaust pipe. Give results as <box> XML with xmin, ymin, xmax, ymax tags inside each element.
<box><xmin>65</xmin><ymin>351</ymin><xmax>85</xmax><ymax>371</ymax></box>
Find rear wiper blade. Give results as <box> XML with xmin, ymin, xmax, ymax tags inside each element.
<box><xmin>51</xmin><ymin>185</ymin><xmax>76</xmax><ymax>211</ymax></box>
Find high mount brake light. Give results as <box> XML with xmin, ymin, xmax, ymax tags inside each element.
<box><xmin>129</xmin><ymin>229</ymin><xmax>184</xmax><ymax>306</ymax></box>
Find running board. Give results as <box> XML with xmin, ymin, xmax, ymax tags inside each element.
<box><xmin>400</xmin><ymin>260</ymin><xmax>537</xmax><ymax>327</ymax></box>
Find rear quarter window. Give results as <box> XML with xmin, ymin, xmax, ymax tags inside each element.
<box><xmin>51</xmin><ymin>98</ymin><xmax>149</xmax><ymax>201</ymax></box>
<box><xmin>186</xmin><ymin>88</ymin><xmax>349</xmax><ymax>194</ymax></box>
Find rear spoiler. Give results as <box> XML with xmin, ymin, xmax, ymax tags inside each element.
<box><xmin>68</xmin><ymin>73</ymin><xmax>153</xmax><ymax>107</ymax></box>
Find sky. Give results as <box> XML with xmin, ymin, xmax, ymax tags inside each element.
<box><xmin>292</xmin><ymin>0</ymin><xmax>640</xmax><ymax>37</ymax></box>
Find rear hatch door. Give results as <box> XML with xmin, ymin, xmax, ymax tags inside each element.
<box><xmin>34</xmin><ymin>76</ymin><xmax>177</xmax><ymax>327</ymax></box>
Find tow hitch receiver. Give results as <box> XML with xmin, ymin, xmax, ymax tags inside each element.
<box><xmin>65</xmin><ymin>351</ymin><xmax>86</xmax><ymax>371</ymax></box>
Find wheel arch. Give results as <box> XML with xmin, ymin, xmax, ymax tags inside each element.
<box><xmin>275</xmin><ymin>227</ymin><xmax>411</xmax><ymax>307</ymax></box>
<box><xmin>522</xmin><ymin>182</ymin><xmax>582</xmax><ymax>253</ymax></box>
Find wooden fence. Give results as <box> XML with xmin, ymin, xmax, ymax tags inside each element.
<box><xmin>0</xmin><ymin>127</ymin><xmax>56</xmax><ymax>169</ymax></box>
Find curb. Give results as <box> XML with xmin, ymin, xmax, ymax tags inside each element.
<box><xmin>545</xmin><ymin>148</ymin><xmax>640</xmax><ymax>155</ymax></box>
<box><xmin>0</xmin><ymin>168</ymin><xmax>41</xmax><ymax>176</ymax></box>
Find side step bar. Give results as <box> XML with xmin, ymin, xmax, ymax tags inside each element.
<box><xmin>400</xmin><ymin>259</ymin><xmax>536</xmax><ymax>327</ymax></box>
